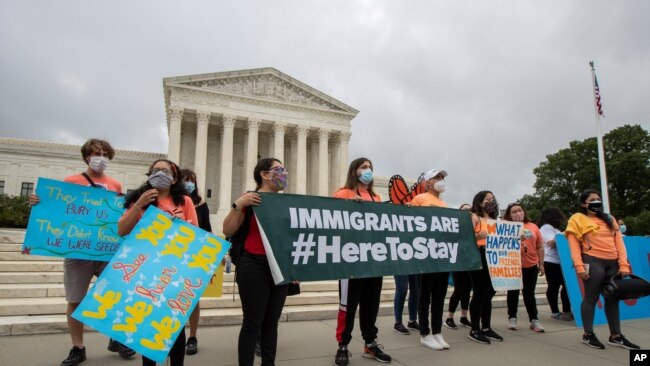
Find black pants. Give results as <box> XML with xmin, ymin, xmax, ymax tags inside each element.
<box><xmin>448</xmin><ymin>271</ymin><xmax>472</xmax><ymax>313</ymax></box>
<box><xmin>419</xmin><ymin>272</ymin><xmax>449</xmax><ymax>335</ymax></box>
<box><xmin>469</xmin><ymin>247</ymin><xmax>495</xmax><ymax>331</ymax></box>
<box><xmin>142</xmin><ymin>328</ymin><xmax>186</xmax><ymax>366</ymax></box>
<box><xmin>544</xmin><ymin>261</ymin><xmax>571</xmax><ymax>313</ymax></box>
<box><xmin>237</xmin><ymin>252</ymin><xmax>289</xmax><ymax>366</ymax></box>
<box><xmin>336</xmin><ymin>277</ymin><xmax>383</xmax><ymax>345</ymax></box>
<box><xmin>581</xmin><ymin>255</ymin><xmax>620</xmax><ymax>334</ymax></box>
<box><xmin>507</xmin><ymin>265</ymin><xmax>539</xmax><ymax>321</ymax></box>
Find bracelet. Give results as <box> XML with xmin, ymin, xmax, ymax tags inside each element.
<box><xmin>134</xmin><ymin>203</ymin><xmax>143</xmax><ymax>212</ymax></box>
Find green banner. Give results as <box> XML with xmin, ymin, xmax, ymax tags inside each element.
<box><xmin>252</xmin><ymin>193</ymin><xmax>482</xmax><ymax>284</ymax></box>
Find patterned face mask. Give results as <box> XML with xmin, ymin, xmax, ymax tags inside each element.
<box><xmin>148</xmin><ymin>170</ymin><xmax>173</xmax><ymax>190</ymax></box>
<box><xmin>483</xmin><ymin>199</ymin><xmax>498</xmax><ymax>214</ymax></box>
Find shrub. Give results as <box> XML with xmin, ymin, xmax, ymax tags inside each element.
<box><xmin>0</xmin><ymin>194</ymin><xmax>30</xmax><ymax>228</ymax></box>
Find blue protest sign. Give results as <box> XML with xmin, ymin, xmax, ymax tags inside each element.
<box><xmin>72</xmin><ymin>206</ymin><xmax>230</xmax><ymax>363</ymax></box>
<box><xmin>23</xmin><ymin>177</ymin><xmax>124</xmax><ymax>261</ymax></box>
<box><xmin>556</xmin><ymin>235</ymin><xmax>650</xmax><ymax>326</ymax></box>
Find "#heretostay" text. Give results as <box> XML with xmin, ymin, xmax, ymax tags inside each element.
<box><xmin>291</xmin><ymin>234</ymin><xmax>459</xmax><ymax>265</ymax></box>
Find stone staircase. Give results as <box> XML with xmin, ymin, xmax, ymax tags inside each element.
<box><xmin>0</xmin><ymin>229</ymin><xmax>548</xmax><ymax>336</ymax></box>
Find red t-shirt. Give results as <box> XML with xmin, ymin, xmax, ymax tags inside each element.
<box><xmin>242</xmin><ymin>207</ymin><xmax>266</xmax><ymax>255</ymax></box>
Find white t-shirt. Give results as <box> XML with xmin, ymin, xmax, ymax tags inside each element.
<box><xmin>540</xmin><ymin>224</ymin><xmax>561</xmax><ymax>264</ymax></box>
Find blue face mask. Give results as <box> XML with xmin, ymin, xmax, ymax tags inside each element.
<box><xmin>619</xmin><ymin>225</ymin><xmax>626</xmax><ymax>234</ymax></box>
<box><xmin>183</xmin><ymin>181</ymin><xmax>196</xmax><ymax>193</ymax></box>
<box><xmin>358</xmin><ymin>169</ymin><xmax>373</xmax><ymax>185</ymax></box>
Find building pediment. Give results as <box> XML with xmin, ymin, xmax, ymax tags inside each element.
<box><xmin>164</xmin><ymin>68</ymin><xmax>358</xmax><ymax>115</ymax></box>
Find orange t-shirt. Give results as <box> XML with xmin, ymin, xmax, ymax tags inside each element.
<box><xmin>473</xmin><ymin>215</ymin><xmax>487</xmax><ymax>247</ymax></box>
<box><xmin>332</xmin><ymin>188</ymin><xmax>381</xmax><ymax>202</ymax></box>
<box><xmin>410</xmin><ymin>192</ymin><xmax>447</xmax><ymax>208</ymax></box>
<box><xmin>521</xmin><ymin>222</ymin><xmax>543</xmax><ymax>268</ymax></box>
<box><xmin>64</xmin><ymin>174</ymin><xmax>123</xmax><ymax>193</ymax></box>
<box><xmin>568</xmin><ymin>215</ymin><xmax>629</xmax><ymax>273</ymax></box>
<box><xmin>121</xmin><ymin>195</ymin><xmax>198</xmax><ymax>227</ymax></box>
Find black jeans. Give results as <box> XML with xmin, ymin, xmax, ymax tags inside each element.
<box><xmin>237</xmin><ymin>252</ymin><xmax>289</xmax><ymax>366</ymax></box>
<box><xmin>544</xmin><ymin>261</ymin><xmax>571</xmax><ymax>313</ymax></box>
<box><xmin>581</xmin><ymin>255</ymin><xmax>620</xmax><ymax>334</ymax></box>
<box><xmin>469</xmin><ymin>247</ymin><xmax>495</xmax><ymax>331</ymax></box>
<box><xmin>448</xmin><ymin>271</ymin><xmax>472</xmax><ymax>313</ymax></box>
<box><xmin>419</xmin><ymin>272</ymin><xmax>449</xmax><ymax>335</ymax></box>
<box><xmin>507</xmin><ymin>265</ymin><xmax>539</xmax><ymax>321</ymax></box>
<box><xmin>142</xmin><ymin>327</ymin><xmax>186</xmax><ymax>366</ymax></box>
<box><xmin>336</xmin><ymin>277</ymin><xmax>383</xmax><ymax>345</ymax></box>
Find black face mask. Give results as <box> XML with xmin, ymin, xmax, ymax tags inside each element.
<box><xmin>587</xmin><ymin>201</ymin><xmax>603</xmax><ymax>213</ymax></box>
<box><xmin>483</xmin><ymin>200</ymin><xmax>498</xmax><ymax>214</ymax></box>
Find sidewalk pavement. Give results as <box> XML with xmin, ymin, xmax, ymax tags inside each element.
<box><xmin>0</xmin><ymin>306</ymin><xmax>646</xmax><ymax>366</ymax></box>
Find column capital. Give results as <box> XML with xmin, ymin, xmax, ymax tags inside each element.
<box><xmin>296</xmin><ymin>125</ymin><xmax>310</xmax><ymax>137</ymax></box>
<box><xmin>247</xmin><ymin>118</ymin><xmax>261</xmax><ymax>130</ymax></box>
<box><xmin>318</xmin><ymin>129</ymin><xmax>331</xmax><ymax>139</ymax></box>
<box><xmin>273</xmin><ymin>121</ymin><xmax>288</xmax><ymax>134</ymax></box>
<box><xmin>222</xmin><ymin>114</ymin><xmax>236</xmax><ymax>128</ymax></box>
<box><xmin>339</xmin><ymin>130</ymin><xmax>352</xmax><ymax>142</ymax></box>
<box><xmin>196</xmin><ymin>110</ymin><xmax>211</xmax><ymax>124</ymax></box>
<box><xmin>168</xmin><ymin>106</ymin><xmax>184</xmax><ymax>120</ymax></box>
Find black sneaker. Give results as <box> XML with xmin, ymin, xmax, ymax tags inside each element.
<box><xmin>407</xmin><ymin>320</ymin><xmax>420</xmax><ymax>331</ymax></box>
<box><xmin>185</xmin><ymin>337</ymin><xmax>198</xmax><ymax>355</ymax></box>
<box><xmin>582</xmin><ymin>332</ymin><xmax>605</xmax><ymax>349</ymax></box>
<box><xmin>608</xmin><ymin>335</ymin><xmax>639</xmax><ymax>350</ymax></box>
<box><xmin>459</xmin><ymin>317</ymin><xmax>471</xmax><ymax>328</ymax></box>
<box><xmin>335</xmin><ymin>344</ymin><xmax>350</xmax><ymax>366</ymax></box>
<box><xmin>393</xmin><ymin>322</ymin><xmax>410</xmax><ymax>335</ymax></box>
<box><xmin>108</xmin><ymin>339</ymin><xmax>135</xmax><ymax>359</ymax></box>
<box><xmin>61</xmin><ymin>346</ymin><xmax>86</xmax><ymax>366</ymax></box>
<box><xmin>362</xmin><ymin>342</ymin><xmax>391</xmax><ymax>363</ymax></box>
<box><xmin>107</xmin><ymin>338</ymin><xmax>119</xmax><ymax>352</ymax></box>
<box><xmin>482</xmin><ymin>328</ymin><xmax>503</xmax><ymax>342</ymax></box>
<box><xmin>468</xmin><ymin>330</ymin><xmax>490</xmax><ymax>345</ymax></box>
<box><xmin>444</xmin><ymin>318</ymin><xmax>458</xmax><ymax>329</ymax></box>
<box><xmin>255</xmin><ymin>339</ymin><xmax>262</xmax><ymax>357</ymax></box>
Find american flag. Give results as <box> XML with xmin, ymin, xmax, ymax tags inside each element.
<box><xmin>593</xmin><ymin>75</ymin><xmax>605</xmax><ymax>117</ymax></box>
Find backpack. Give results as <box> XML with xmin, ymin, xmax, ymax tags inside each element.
<box><xmin>226</xmin><ymin>207</ymin><xmax>253</xmax><ymax>266</ymax></box>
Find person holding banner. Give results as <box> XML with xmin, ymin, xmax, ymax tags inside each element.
<box><xmin>29</xmin><ymin>138</ymin><xmax>136</xmax><ymax>366</ymax></box>
<box><xmin>467</xmin><ymin>191</ymin><xmax>503</xmax><ymax>344</ymax></box>
<box><xmin>333</xmin><ymin>157</ymin><xmax>392</xmax><ymax>366</ymax></box>
<box><xmin>566</xmin><ymin>189</ymin><xmax>640</xmax><ymax>350</ymax></box>
<box><xmin>118</xmin><ymin>159</ymin><xmax>198</xmax><ymax>366</ymax></box>
<box><xmin>407</xmin><ymin>168</ymin><xmax>451</xmax><ymax>350</ymax></box>
<box><xmin>180</xmin><ymin>168</ymin><xmax>213</xmax><ymax>356</ymax></box>
<box><xmin>222</xmin><ymin>158</ymin><xmax>290</xmax><ymax>366</ymax></box>
<box><xmin>445</xmin><ymin>203</ymin><xmax>473</xmax><ymax>329</ymax></box>
<box><xmin>503</xmin><ymin>202</ymin><xmax>545</xmax><ymax>333</ymax></box>
<box><xmin>538</xmin><ymin>208</ymin><xmax>573</xmax><ymax>321</ymax></box>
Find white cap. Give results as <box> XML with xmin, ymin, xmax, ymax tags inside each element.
<box><xmin>423</xmin><ymin>169</ymin><xmax>448</xmax><ymax>181</ymax></box>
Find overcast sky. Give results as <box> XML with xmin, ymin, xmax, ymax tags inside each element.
<box><xmin>1</xmin><ymin>1</ymin><xmax>648</xmax><ymax>208</ymax></box>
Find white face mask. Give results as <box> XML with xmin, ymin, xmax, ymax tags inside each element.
<box><xmin>88</xmin><ymin>156</ymin><xmax>109</xmax><ymax>173</ymax></box>
<box><xmin>433</xmin><ymin>180</ymin><xmax>446</xmax><ymax>193</ymax></box>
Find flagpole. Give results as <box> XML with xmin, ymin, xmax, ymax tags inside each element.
<box><xmin>589</xmin><ymin>61</ymin><xmax>610</xmax><ymax>213</ymax></box>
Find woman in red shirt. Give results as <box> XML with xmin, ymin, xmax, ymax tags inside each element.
<box><xmin>222</xmin><ymin>158</ymin><xmax>290</xmax><ymax>366</ymax></box>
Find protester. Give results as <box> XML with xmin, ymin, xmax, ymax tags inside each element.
<box><xmin>617</xmin><ymin>219</ymin><xmax>627</xmax><ymax>236</ymax></box>
<box><xmin>504</xmin><ymin>202</ymin><xmax>545</xmax><ymax>333</ymax></box>
<box><xmin>538</xmin><ymin>208</ymin><xmax>573</xmax><ymax>321</ymax></box>
<box><xmin>29</xmin><ymin>138</ymin><xmax>135</xmax><ymax>366</ymax></box>
<box><xmin>407</xmin><ymin>169</ymin><xmax>451</xmax><ymax>350</ymax></box>
<box><xmin>180</xmin><ymin>169</ymin><xmax>213</xmax><ymax>355</ymax></box>
<box><xmin>445</xmin><ymin>203</ymin><xmax>473</xmax><ymax>330</ymax></box>
<box><xmin>392</xmin><ymin>273</ymin><xmax>420</xmax><ymax>335</ymax></box>
<box><xmin>222</xmin><ymin>158</ymin><xmax>290</xmax><ymax>366</ymax></box>
<box><xmin>566</xmin><ymin>189</ymin><xmax>640</xmax><ymax>350</ymax></box>
<box><xmin>118</xmin><ymin>159</ymin><xmax>198</xmax><ymax>366</ymax></box>
<box><xmin>467</xmin><ymin>191</ymin><xmax>503</xmax><ymax>344</ymax></box>
<box><xmin>334</xmin><ymin>157</ymin><xmax>392</xmax><ymax>366</ymax></box>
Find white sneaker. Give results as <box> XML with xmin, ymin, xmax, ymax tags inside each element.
<box><xmin>507</xmin><ymin>317</ymin><xmax>518</xmax><ymax>330</ymax></box>
<box><xmin>433</xmin><ymin>333</ymin><xmax>450</xmax><ymax>349</ymax></box>
<box><xmin>530</xmin><ymin>319</ymin><xmax>545</xmax><ymax>333</ymax></box>
<box><xmin>420</xmin><ymin>334</ymin><xmax>444</xmax><ymax>350</ymax></box>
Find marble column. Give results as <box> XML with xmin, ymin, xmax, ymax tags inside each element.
<box><xmin>167</xmin><ymin>107</ymin><xmax>183</xmax><ymax>163</ymax></box>
<box><xmin>330</xmin><ymin>133</ymin><xmax>341</xmax><ymax>192</ymax></box>
<box><xmin>272</xmin><ymin>121</ymin><xmax>287</xmax><ymax>162</ymax></box>
<box><xmin>244</xmin><ymin>118</ymin><xmax>260</xmax><ymax>191</ymax></box>
<box><xmin>339</xmin><ymin>131</ymin><xmax>351</xmax><ymax>184</ymax></box>
<box><xmin>295</xmin><ymin>125</ymin><xmax>309</xmax><ymax>194</ymax></box>
<box><xmin>318</xmin><ymin>129</ymin><xmax>330</xmax><ymax>196</ymax></box>
<box><xmin>289</xmin><ymin>134</ymin><xmax>298</xmax><ymax>193</ymax></box>
<box><xmin>194</xmin><ymin>111</ymin><xmax>210</xmax><ymax>197</ymax></box>
<box><xmin>218</xmin><ymin>115</ymin><xmax>236</xmax><ymax>211</ymax></box>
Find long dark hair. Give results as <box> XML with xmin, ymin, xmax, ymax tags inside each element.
<box><xmin>124</xmin><ymin>159</ymin><xmax>185</xmax><ymax>209</ymax></box>
<box><xmin>181</xmin><ymin>169</ymin><xmax>202</xmax><ymax>205</ymax></box>
<box><xmin>471</xmin><ymin>190</ymin><xmax>498</xmax><ymax>219</ymax></box>
<box><xmin>578</xmin><ymin>189</ymin><xmax>613</xmax><ymax>229</ymax></box>
<box><xmin>538</xmin><ymin>207</ymin><xmax>566</xmax><ymax>230</ymax></box>
<box><xmin>253</xmin><ymin>158</ymin><xmax>282</xmax><ymax>191</ymax></box>
<box><xmin>342</xmin><ymin>157</ymin><xmax>377</xmax><ymax>197</ymax></box>
<box><xmin>503</xmin><ymin>202</ymin><xmax>531</xmax><ymax>223</ymax></box>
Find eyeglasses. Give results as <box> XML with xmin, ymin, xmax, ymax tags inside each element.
<box><xmin>266</xmin><ymin>166</ymin><xmax>288</xmax><ymax>175</ymax></box>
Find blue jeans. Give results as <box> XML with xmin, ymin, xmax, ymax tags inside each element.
<box><xmin>393</xmin><ymin>275</ymin><xmax>420</xmax><ymax>324</ymax></box>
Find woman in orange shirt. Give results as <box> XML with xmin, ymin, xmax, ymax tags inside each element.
<box><xmin>503</xmin><ymin>202</ymin><xmax>545</xmax><ymax>333</ymax></box>
<box><xmin>566</xmin><ymin>189</ymin><xmax>640</xmax><ymax>350</ymax></box>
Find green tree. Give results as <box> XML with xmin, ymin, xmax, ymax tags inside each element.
<box><xmin>0</xmin><ymin>194</ymin><xmax>31</xmax><ymax>228</ymax></box>
<box><xmin>520</xmin><ymin>124</ymin><xmax>650</xmax><ymax>235</ymax></box>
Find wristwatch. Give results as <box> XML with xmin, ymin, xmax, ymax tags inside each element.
<box><xmin>231</xmin><ymin>202</ymin><xmax>238</xmax><ymax>210</ymax></box>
